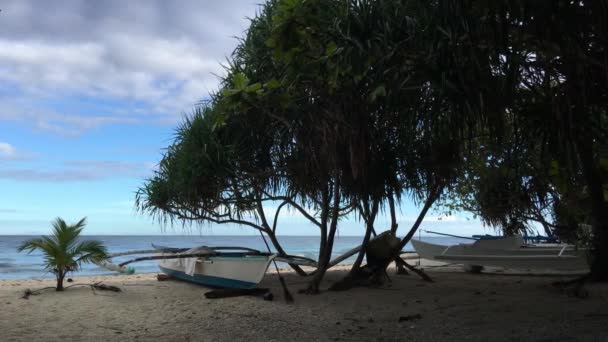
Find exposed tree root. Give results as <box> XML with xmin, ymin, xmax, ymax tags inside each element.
<box><xmin>552</xmin><ymin>273</ymin><xmax>591</xmax><ymax>298</ymax></box>
<box><xmin>396</xmin><ymin>264</ymin><xmax>409</xmax><ymax>275</ymax></box>
<box><xmin>299</xmin><ymin>287</ymin><xmax>320</xmax><ymax>295</ymax></box>
<box><xmin>328</xmin><ymin>264</ymin><xmax>392</xmax><ymax>291</ymax></box>
<box><xmin>395</xmin><ymin>257</ymin><xmax>433</xmax><ymax>282</ymax></box>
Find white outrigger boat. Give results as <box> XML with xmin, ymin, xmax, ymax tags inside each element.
<box><xmin>155</xmin><ymin>246</ymin><xmax>277</xmax><ymax>289</ymax></box>
<box><xmin>97</xmin><ymin>232</ymin><xmax>400</xmax><ymax>289</ymax></box>
<box><xmin>411</xmin><ymin>235</ymin><xmax>589</xmax><ymax>271</ymax></box>
<box><xmin>97</xmin><ymin>244</ymin><xmax>318</xmax><ymax>289</ymax></box>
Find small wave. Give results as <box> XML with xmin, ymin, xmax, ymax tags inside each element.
<box><xmin>0</xmin><ymin>268</ymin><xmax>52</xmax><ymax>275</ymax></box>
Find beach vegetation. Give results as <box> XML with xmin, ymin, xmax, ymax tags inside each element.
<box><xmin>17</xmin><ymin>217</ymin><xmax>108</xmax><ymax>291</ymax></box>
<box><xmin>138</xmin><ymin>0</ymin><xmax>608</xmax><ymax>291</ymax></box>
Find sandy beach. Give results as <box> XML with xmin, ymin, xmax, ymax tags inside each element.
<box><xmin>1</xmin><ymin>263</ymin><xmax>607</xmax><ymax>342</ymax></box>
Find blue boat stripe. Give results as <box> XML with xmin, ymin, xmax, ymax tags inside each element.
<box><xmin>159</xmin><ymin>266</ymin><xmax>258</xmax><ymax>289</ymax></box>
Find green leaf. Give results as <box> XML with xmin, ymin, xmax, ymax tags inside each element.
<box><xmin>600</xmin><ymin>158</ymin><xmax>608</xmax><ymax>172</ymax></box>
<box><xmin>245</xmin><ymin>82</ymin><xmax>262</xmax><ymax>93</ymax></box>
<box><xmin>222</xmin><ymin>88</ymin><xmax>241</xmax><ymax>97</ymax></box>
<box><xmin>233</xmin><ymin>73</ymin><xmax>249</xmax><ymax>90</ymax></box>
<box><xmin>369</xmin><ymin>84</ymin><xmax>387</xmax><ymax>102</ymax></box>
<box><xmin>548</xmin><ymin>160</ymin><xmax>559</xmax><ymax>177</ymax></box>
<box><xmin>279</xmin><ymin>92</ymin><xmax>291</xmax><ymax>108</ymax></box>
<box><xmin>325</xmin><ymin>41</ymin><xmax>338</xmax><ymax>56</ymax></box>
<box><xmin>265</xmin><ymin>38</ymin><xmax>276</xmax><ymax>48</ymax></box>
<box><xmin>265</xmin><ymin>79</ymin><xmax>281</xmax><ymax>90</ymax></box>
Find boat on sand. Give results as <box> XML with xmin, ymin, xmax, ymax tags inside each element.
<box><xmin>98</xmin><ymin>231</ymin><xmax>401</xmax><ymax>289</ymax></box>
<box><xmin>99</xmin><ymin>244</ymin><xmax>319</xmax><ymax>289</ymax></box>
<box><xmin>411</xmin><ymin>236</ymin><xmax>589</xmax><ymax>271</ymax></box>
<box><xmin>156</xmin><ymin>246</ymin><xmax>276</xmax><ymax>289</ymax></box>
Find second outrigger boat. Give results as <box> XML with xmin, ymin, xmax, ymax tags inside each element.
<box><xmin>411</xmin><ymin>235</ymin><xmax>589</xmax><ymax>271</ymax></box>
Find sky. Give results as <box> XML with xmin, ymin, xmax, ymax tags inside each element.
<box><xmin>0</xmin><ymin>1</ymin><xmax>490</xmax><ymax>236</ymax></box>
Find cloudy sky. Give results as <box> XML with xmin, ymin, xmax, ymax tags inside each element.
<box><xmin>0</xmin><ymin>1</ymin><xmax>488</xmax><ymax>236</ymax></box>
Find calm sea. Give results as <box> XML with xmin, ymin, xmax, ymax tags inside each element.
<box><xmin>0</xmin><ymin>235</ymin><xmax>469</xmax><ymax>280</ymax></box>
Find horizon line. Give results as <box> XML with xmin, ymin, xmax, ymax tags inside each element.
<box><xmin>0</xmin><ymin>233</ymin><xmax>482</xmax><ymax>237</ymax></box>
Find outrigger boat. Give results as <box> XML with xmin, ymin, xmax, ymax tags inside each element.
<box><xmin>155</xmin><ymin>246</ymin><xmax>276</xmax><ymax>289</ymax></box>
<box><xmin>98</xmin><ymin>244</ymin><xmax>318</xmax><ymax>289</ymax></box>
<box><xmin>411</xmin><ymin>234</ymin><xmax>589</xmax><ymax>271</ymax></box>
<box><xmin>97</xmin><ymin>232</ymin><xmax>399</xmax><ymax>289</ymax></box>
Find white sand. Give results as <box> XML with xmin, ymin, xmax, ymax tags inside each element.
<box><xmin>1</xmin><ymin>264</ymin><xmax>607</xmax><ymax>342</ymax></box>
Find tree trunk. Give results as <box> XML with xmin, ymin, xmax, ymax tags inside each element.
<box><xmin>388</xmin><ymin>194</ymin><xmax>408</xmax><ymax>274</ymax></box>
<box><xmin>350</xmin><ymin>199</ymin><xmax>379</xmax><ymax>272</ymax></box>
<box><xmin>266</xmin><ymin>230</ymin><xmax>308</xmax><ymax>276</ymax></box>
<box><xmin>329</xmin><ymin>188</ymin><xmax>441</xmax><ymax>291</ymax></box>
<box><xmin>306</xmin><ymin>254</ymin><xmax>329</xmax><ymax>294</ymax></box>
<box><xmin>56</xmin><ymin>272</ymin><xmax>65</xmax><ymax>291</ymax></box>
<box><xmin>305</xmin><ymin>179</ymin><xmax>340</xmax><ymax>294</ymax></box>
<box><xmin>305</xmin><ymin>188</ymin><xmax>330</xmax><ymax>293</ymax></box>
<box><xmin>254</xmin><ymin>198</ymin><xmax>308</xmax><ymax>276</ymax></box>
<box><xmin>396</xmin><ymin>186</ymin><xmax>442</xmax><ymax>251</ymax></box>
<box><xmin>307</xmin><ymin>231</ymin><xmax>327</xmax><ymax>292</ymax></box>
<box><xmin>388</xmin><ymin>194</ymin><xmax>399</xmax><ymax>234</ymax></box>
<box><xmin>577</xmin><ymin>136</ymin><xmax>608</xmax><ymax>281</ymax></box>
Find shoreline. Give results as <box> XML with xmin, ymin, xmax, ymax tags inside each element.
<box><xmin>1</xmin><ymin>254</ymin><xmax>587</xmax><ymax>284</ymax></box>
<box><xmin>2</xmin><ymin>264</ymin><xmax>606</xmax><ymax>341</ymax></box>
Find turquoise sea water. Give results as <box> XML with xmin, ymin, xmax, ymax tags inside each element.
<box><xmin>0</xmin><ymin>235</ymin><xmax>470</xmax><ymax>280</ymax></box>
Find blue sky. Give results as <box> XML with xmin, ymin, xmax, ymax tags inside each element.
<box><xmin>0</xmin><ymin>1</ymin><xmax>490</xmax><ymax>236</ymax></box>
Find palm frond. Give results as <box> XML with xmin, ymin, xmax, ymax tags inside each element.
<box><xmin>71</xmin><ymin>240</ymin><xmax>108</xmax><ymax>269</ymax></box>
<box><xmin>17</xmin><ymin>217</ymin><xmax>106</xmax><ymax>275</ymax></box>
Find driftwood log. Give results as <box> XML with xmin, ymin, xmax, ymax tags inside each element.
<box><xmin>204</xmin><ymin>288</ymin><xmax>273</xmax><ymax>301</ymax></box>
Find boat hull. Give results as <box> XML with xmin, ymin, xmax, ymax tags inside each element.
<box><xmin>433</xmin><ymin>254</ymin><xmax>588</xmax><ymax>270</ymax></box>
<box><xmin>411</xmin><ymin>239</ymin><xmax>588</xmax><ymax>270</ymax></box>
<box><xmin>159</xmin><ymin>254</ymin><xmax>275</xmax><ymax>289</ymax></box>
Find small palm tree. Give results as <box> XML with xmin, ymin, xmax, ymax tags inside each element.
<box><xmin>18</xmin><ymin>217</ymin><xmax>108</xmax><ymax>291</ymax></box>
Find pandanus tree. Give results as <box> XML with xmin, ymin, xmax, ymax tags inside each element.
<box><xmin>438</xmin><ymin>114</ymin><xmax>560</xmax><ymax>237</ymax></box>
<box><xmin>136</xmin><ymin>5</ymin><xmax>352</xmax><ymax>280</ymax></box>
<box><xmin>259</xmin><ymin>0</ymin><xmax>477</xmax><ymax>289</ymax></box>
<box><xmin>17</xmin><ymin>217</ymin><xmax>108</xmax><ymax>291</ymax></box>
<box><xmin>140</xmin><ymin>0</ymin><xmax>486</xmax><ymax>291</ymax></box>
<box><xmin>135</xmin><ymin>103</ymin><xmax>313</xmax><ymax>276</ymax></box>
<box><xmin>424</xmin><ymin>0</ymin><xmax>608</xmax><ymax>282</ymax></box>
<box><xmin>139</xmin><ymin>0</ymin><xmax>608</xmax><ymax>292</ymax></box>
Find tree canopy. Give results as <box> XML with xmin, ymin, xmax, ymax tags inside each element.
<box><xmin>138</xmin><ymin>0</ymin><xmax>608</xmax><ymax>289</ymax></box>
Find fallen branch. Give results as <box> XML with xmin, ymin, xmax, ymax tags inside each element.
<box><xmin>21</xmin><ymin>287</ymin><xmax>55</xmax><ymax>299</ymax></box>
<box><xmin>91</xmin><ymin>282</ymin><xmax>121</xmax><ymax>292</ymax></box>
<box><xmin>204</xmin><ymin>288</ymin><xmax>273</xmax><ymax>301</ymax></box>
<box><xmin>21</xmin><ymin>282</ymin><xmax>121</xmax><ymax>299</ymax></box>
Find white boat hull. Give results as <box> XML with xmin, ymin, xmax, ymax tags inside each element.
<box><xmin>159</xmin><ymin>254</ymin><xmax>275</xmax><ymax>289</ymax></box>
<box><xmin>411</xmin><ymin>239</ymin><xmax>588</xmax><ymax>271</ymax></box>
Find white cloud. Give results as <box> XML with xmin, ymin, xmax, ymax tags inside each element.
<box><xmin>423</xmin><ymin>215</ymin><xmax>463</xmax><ymax>222</ymax></box>
<box><xmin>0</xmin><ymin>142</ymin><xmax>17</xmax><ymax>159</ymax></box>
<box><xmin>0</xmin><ymin>97</ymin><xmax>142</xmax><ymax>136</ymax></box>
<box><xmin>389</xmin><ymin>213</ymin><xmax>466</xmax><ymax>223</ymax></box>
<box><xmin>0</xmin><ymin>160</ymin><xmax>155</xmax><ymax>182</ymax></box>
<box><xmin>0</xmin><ymin>37</ymin><xmax>221</xmax><ymax>117</ymax></box>
<box><xmin>0</xmin><ymin>0</ymin><xmax>261</xmax><ymax>134</ymax></box>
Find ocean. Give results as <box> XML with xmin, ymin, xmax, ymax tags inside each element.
<box><xmin>0</xmin><ymin>235</ymin><xmax>470</xmax><ymax>280</ymax></box>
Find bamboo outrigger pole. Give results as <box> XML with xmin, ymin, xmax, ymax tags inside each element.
<box><xmin>98</xmin><ymin>231</ymin><xmax>407</xmax><ymax>275</ymax></box>
<box><xmin>421</xmin><ymin>230</ymin><xmax>478</xmax><ymax>241</ymax></box>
